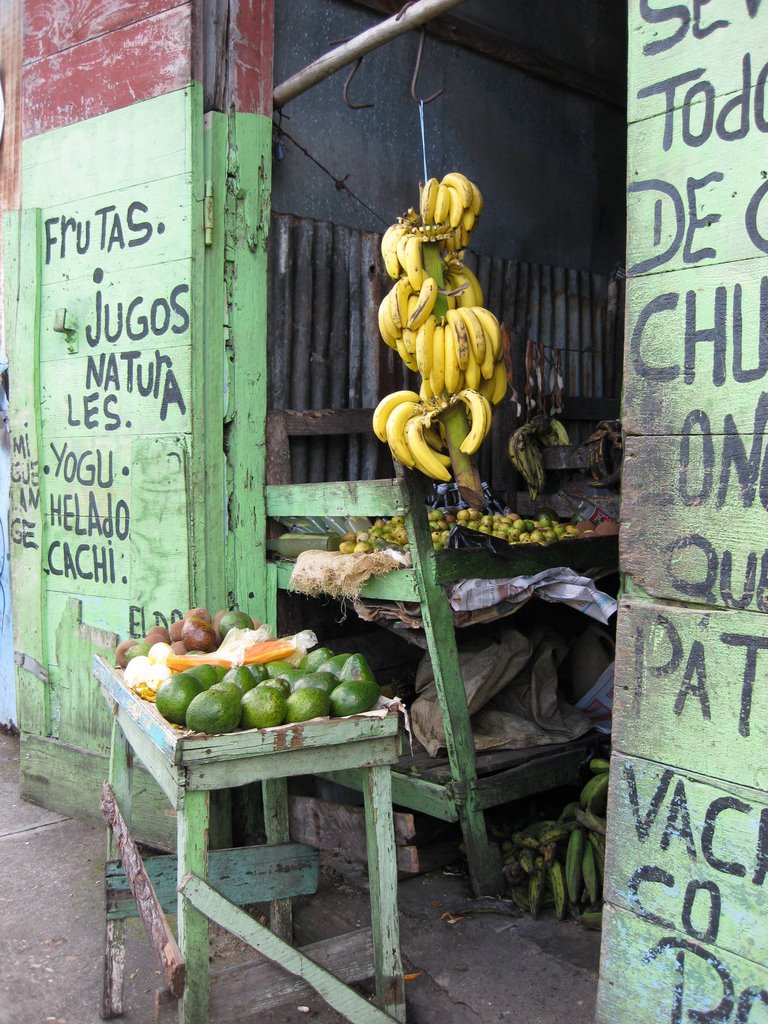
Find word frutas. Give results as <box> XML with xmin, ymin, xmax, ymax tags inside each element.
<box><xmin>374</xmin><ymin>172</ymin><xmax>508</xmax><ymax>480</ymax></box>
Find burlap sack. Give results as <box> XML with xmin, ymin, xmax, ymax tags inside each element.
<box><xmin>289</xmin><ymin>549</ymin><xmax>403</xmax><ymax>601</ymax></box>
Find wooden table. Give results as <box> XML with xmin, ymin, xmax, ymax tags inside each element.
<box><xmin>94</xmin><ymin>656</ymin><xmax>406</xmax><ymax>1023</ymax></box>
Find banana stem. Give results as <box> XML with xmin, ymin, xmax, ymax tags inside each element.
<box><xmin>423</xmin><ymin>242</ymin><xmax>448</xmax><ymax>320</ymax></box>
<box><xmin>440</xmin><ymin>404</ymin><xmax>484</xmax><ymax>509</ymax></box>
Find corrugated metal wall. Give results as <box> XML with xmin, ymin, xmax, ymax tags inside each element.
<box><xmin>267</xmin><ymin>212</ymin><xmax>624</xmax><ymax>489</ymax></box>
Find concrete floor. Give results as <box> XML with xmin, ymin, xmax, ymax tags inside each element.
<box><xmin>0</xmin><ymin>728</ymin><xmax>601</xmax><ymax>1024</ymax></box>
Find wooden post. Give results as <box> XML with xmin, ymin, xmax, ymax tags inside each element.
<box><xmin>597</xmin><ymin>3</ymin><xmax>768</xmax><ymax>1018</ymax></box>
<box><xmin>177</xmin><ymin>788</ymin><xmax>210</xmax><ymax>1024</ymax></box>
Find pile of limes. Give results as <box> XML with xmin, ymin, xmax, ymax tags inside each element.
<box><xmin>154</xmin><ymin>648</ymin><xmax>381</xmax><ymax>736</ymax></box>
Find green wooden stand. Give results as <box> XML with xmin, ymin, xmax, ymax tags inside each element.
<box><xmin>266</xmin><ymin>464</ymin><xmax>617</xmax><ymax>896</ymax></box>
<box><xmin>94</xmin><ymin>656</ymin><xmax>405</xmax><ymax>1023</ymax></box>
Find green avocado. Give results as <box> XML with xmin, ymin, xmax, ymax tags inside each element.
<box><xmin>316</xmin><ymin>653</ymin><xmax>353</xmax><ymax>677</ymax></box>
<box><xmin>337</xmin><ymin>653</ymin><xmax>376</xmax><ymax>684</ymax></box>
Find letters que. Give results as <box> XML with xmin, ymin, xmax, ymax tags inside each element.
<box><xmin>630</xmin><ymin>1</ymin><xmax>768</xmax><ymax>611</ymax></box>
<box><xmin>41</xmin><ymin>200</ymin><xmax>188</xmax><ymax>596</ymax></box>
<box><xmin>619</xmin><ymin>5</ymin><xmax>768</xmax><ymax>1020</ymax></box>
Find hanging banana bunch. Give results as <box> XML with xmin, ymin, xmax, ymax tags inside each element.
<box><xmin>374</xmin><ymin>172</ymin><xmax>509</xmax><ymax>482</ymax></box>
<box><xmin>507</xmin><ymin>415</ymin><xmax>571</xmax><ymax>501</ymax></box>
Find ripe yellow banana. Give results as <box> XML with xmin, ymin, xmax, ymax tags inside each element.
<box><xmin>385</xmin><ymin>401</ymin><xmax>420</xmax><ymax>468</ymax></box>
<box><xmin>456</xmin><ymin>307</ymin><xmax>486</xmax><ymax>366</ymax></box>
<box><xmin>420</xmin><ymin>177</ymin><xmax>439</xmax><ymax>225</ymax></box>
<box><xmin>430</xmin><ymin>322</ymin><xmax>446</xmax><ymax>396</ymax></box>
<box><xmin>419</xmin><ymin>377</ymin><xmax>435</xmax><ymax>403</ymax></box>
<box><xmin>407</xmin><ymin>276</ymin><xmax>438</xmax><ymax>330</ymax></box>
<box><xmin>472</xmin><ymin>307</ymin><xmax>501</xmax><ymax>361</ymax></box>
<box><xmin>464</xmin><ymin>351</ymin><xmax>481</xmax><ymax>391</ymax></box>
<box><xmin>402</xmin><ymin>326</ymin><xmax>417</xmax><ymax>356</ymax></box>
<box><xmin>489</xmin><ymin>359</ymin><xmax>508</xmax><ymax>405</ymax></box>
<box><xmin>446</xmin><ymin>308</ymin><xmax>471</xmax><ymax>373</ymax></box>
<box><xmin>445</xmin><ymin>186</ymin><xmax>464</xmax><ymax>229</ymax></box>
<box><xmin>415</xmin><ymin>315</ymin><xmax>435</xmax><ymax>379</ymax></box>
<box><xmin>372</xmin><ymin>390</ymin><xmax>421</xmax><ymax>442</ymax></box>
<box><xmin>389</xmin><ymin>277</ymin><xmax>413</xmax><ymax>330</ymax></box>
<box><xmin>457</xmin><ymin>389</ymin><xmax>491</xmax><ymax>454</ymax></box>
<box><xmin>381</xmin><ymin>222</ymin><xmax>407</xmax><ymax>280</ymax></box>
<box><xmin>461</xmin><ymin>207</ymin><xmax>476</xmax><ymax>235</ymax></box>
<box><xmin>404</xmin><ymin>235</ymin><xmax>425</xmax><ymax>292</ymax></box>
<box><xmin>405</xmin><ymin>415</ymin><xmax>452</xmax><ymax>482</ymax></box>
<box><xmin>395</xmin><ymin>333</ymin><xmax>418</xmax><ymax>373</ymax></box>
<box><xmin>470</xmin><ymin>181</ymin><xmax>484</xmax><ymax>217</ymax></box>
<box><xmin>434</xmin><ymin>183</ymin><xmax>451</xmax><ymax>224</ymax></box>
<box><xmin>443</xmin><ymin>319</ymin><xmax>461</xmax><ymax>394</ymax></box>
<box><xmin>441</xmin><ymin>171</ymin><xmax>475</xmax><ymax>209</ymax></box>
<box><xmin>377</xmin><ymin>297</ymin><xmax>400</xmax><ymax>349</ymax></box>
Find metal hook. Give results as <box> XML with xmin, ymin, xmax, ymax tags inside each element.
<box><xmin>411</xmin><ymin>28</ymin><xmax>443</xmax><ymax>105</ymax></box>
<box><xmin>343</xmin><ymin>56</ymin><xmax>374</xmax><ymax>110</ymax></box>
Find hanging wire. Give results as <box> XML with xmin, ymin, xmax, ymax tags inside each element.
<box><xmin>410</xmin><ymin>28</ymin><xmax>442</xmax><ymax>182</ymax></box>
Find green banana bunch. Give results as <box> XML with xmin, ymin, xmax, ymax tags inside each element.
<box><xmin>508</xmin><ymin>423</ymin><xmax>546</xmax><ymax>500</ymax></box>
<box><xmin>530</xmin><ymin>413</ymin><xmax>571</xmax><ymax>447</ymax></box>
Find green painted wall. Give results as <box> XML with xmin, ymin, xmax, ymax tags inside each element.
<box><xmin>597</xmin><ymin>2</ymin><xmax>768</xmax><ymax>1018</ymax></box>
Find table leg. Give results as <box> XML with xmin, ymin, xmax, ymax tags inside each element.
<box><xmin>101</xmin><ymin>716</ymin><xmax>132</xmax><ymax>1019</ymax></box>
<box><xmin>177</xmin><ymin>788</ymin><xmax>210</xmax><ymax>1024</ymax></box>
<box><xmin>363</xmin><ymin>765</ymin><xmax>406</xmax><ymax>1022</ymax></box>
<box><xmin>262</xmin><ymin>776</ymin><xmax>293</xmax><ymax>941</ymax></box>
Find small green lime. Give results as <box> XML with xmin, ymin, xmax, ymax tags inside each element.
<box><xmin>155</xmin><ymin>673</ymin><xmax>205</xmax><ymax>726</ymax></box>
<box><xmin>291</xmin><ymin>671</ymin><xmax>338</xmax><ymax>696</ymax></box>
<box><xmin>285</xmin><ymin>687</ymin><xmax>331</xmax><ymax>723</ymax></box>
<box><xmin>241</xmin><ymin>686</ymin><xmax>288</xmax><ymax>729</ymax></box>
<box><xmin>329</xmin><ymin>679</ymin><xmax>380</xmax><ymax>718</ymax></box>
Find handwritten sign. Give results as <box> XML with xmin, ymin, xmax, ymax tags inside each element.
<box><xmin>599</xmin><ymin>3</ymin><xmax>768</xmax><ymax>1018</ymax></box>
<box><xmin>19</xmin><ymin>91</ymin><xmax>195</xmax><ymax>642</ymax></box>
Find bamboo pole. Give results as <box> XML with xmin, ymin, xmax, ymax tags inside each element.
<box><xmin>273</xmin><ymin>0</ymin><xmax>467</xmax><ymax>109</ymax></box>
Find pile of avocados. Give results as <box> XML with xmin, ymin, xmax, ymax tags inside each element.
<box><xmin>154</xmin><ymin>647</ymin><xmax>381</xmax><ymax>735</ymax></box>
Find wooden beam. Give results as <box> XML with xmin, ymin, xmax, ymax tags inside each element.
<box><xmin>272</xmin><ymin>0</ymin><xmax>467</xmax><ymax>109</ymax></box>
<box><xmin>351</xmin><ymin>0</ymin><xmax>625</xmax><ymax>109</ymax></box>
<box><xmin>101</xmin><ymin>783</ymin><xmax>186</xmax><ymax>999</ymax></box>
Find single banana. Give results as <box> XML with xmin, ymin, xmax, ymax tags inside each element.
<box><xmin>590</xmin><ymin>757</ymin><xmax>611</xmax><ymax>775</ymax></box>
<box><xmin>462</xmin><ymin>265</ymin><xmax>485</xmax><ymax>306</ymax></box>
<box><xmin>582</xmin><ymin>841</ymin><xmax>599</xmax><ymax>905</ymax></box>
<box><xmin>441</xmin><ymin>171</ymin><xmax>475</xmax><ymax>209</ymax></box>
<box><xmin>457</xmin><ymin>389</ymin><xmax>491</xmax><ymax>455</ymax></box>
<box><xmin>385</xmin><ymin>401</ymin><xmax>420</xmax><ymax>468</ymax></box>
<box><xmin>423</xmin><ymin>422</ymin><xmax>448</xmax><ymax>457</ymax></box>
<box><xmin>444</xmin><ymin>308</ymin><xmax>469</xmax><ymax>372</ymax></box>
<box><xmin>528</xmin><ymin>857</ymin><xmax>546</xmax><ymax>918</ymax></box>
<box><xmin>587</xmin><ymin>831</ymin><xmax>605</xmax><ymax>883</ymax></box>
<box><xmin>430</xmin><ymin>323</ymin><xmax>446</xmax><ymax>396</ymax></box>
<box><xmin>464</xmin><ymin>351</ymin><xmax>481</xmax><ymax>391</ymax></box>
<box><xmin>443</xmin><ymin>319</ymin><xmax>462</xmax><ymax>394</ymax></box>
<box><xmin>372</xmin><ymin>390</ymin><xmax>422</xmax><ymax>442</ymax></box>
<box><xmin>395</xmin><ymin>333</ymin><xmax>418</xmax><ymax>373</ymax></box>
<box><xmin>519</xmin><ymin>848</ymin><xmax>536</xmax><ymax>875</ymax></box>
<box><xmin>445</xmin><ymin>185</ymin><xmax>465</xmax><ymax>229</ymax></box>
<box><xmin>434</xmin><ymin>182</ymin><xmax>451</xmax><ymax>224</ymax></box>
<box><xmin>404</xmin><ymin>234</ymin><xmax>425</xmax><ymax>292</ymax></box>
<box><xmin>472</xmin><ymin>306</ymin><xmax>501</xmax><ymax>359</ymax></box>
<box><xmin>456</xmin><ymin>307</ymin><xmax>486</xmax><ymax>366</ymax></box>
<box><xmin>547</xmin><ymin>417</ymin><xmax>571</xmax><ymax>445</ymax></box>
<box><xmin>470</xmin><ymin>180</ymin><xmax>484</xmax><ymax>217</ymax></box>
<box><xmin>402</xmin><ymin>326</ymin><xmax>417</xmax><ymax>356</ymax></box>
<box><xmin>396</xmin><ymin>231</ymin><xmax>412</xmax><ymax>279</ymax></box>
<box><xmin>479</xmin><ymin>374</ymin><xmax>496</xmax><ymax>404</ymax></box>
<box><xmin>415</xmin><ymin>315</ymin><xmax>435</xmax><ymax>380</ymax></box>
<box><xmin>377</xmin><ymin>297</ymin><xmax>400</xmax><ymax>349</ymax></box>
<box><xmin>580</xmin><ymin>772</ymin><xmax>609</xmax><ymax>813</ymax></box>
<box><xmin>390</xmin><ymin>277</ymin><xmax>413</xmax><ymax>330</ymax></box>
<box><xmin>405</xmin><ymin>415</ymin><xmax>452</xmax><ymax>482</ymax></box>
<box><xmin>566</xmin><ymin>827</ymin><xmax>585</xmax><ymax>904</ymax></box>
<box><xmin>548</xmin><ymin>860</ymin><xmax>568</xmax><ymax>921</ymax></box>
<box><xmin>407</xmin><ymin>276</ymin><xmax>438</xmax><ymax>331</ymax></box>
<box><xmin>461</xmin><ymin>206</ymin><xmax>476</xmax><ymax>235</ymax></box>
<box><xmin>420</xmin><ymin>177</ymin><xmax>439</xmax><ymax>225</ymax></box>
<box><xmin>419</xmin><ymin>377</ymin><xmax>435</xmax><ymax>403</ymax></box>
<box><xmin>381</xmin><ymin>222</ymin><xmax>408</xmax><ymax>280</ymax></box>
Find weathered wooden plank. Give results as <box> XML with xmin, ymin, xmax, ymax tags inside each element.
<box><xmin>266</xmin><ymin>478</ymin><xmax>408</xmax><ymax>519</ymax></box>
<box><xmin>208</xmin><ymin>928</ymin><xmax>374</xmax><ymax>1021</ymax></box>
<box><xmin>613</xmin><ymin>596</ymin><xmax>768</xmax><ymax>790</ymax></box>
<box><xmin>22</xmin><ymin>89</ymin><xmax>193</xmax><ymax>207</ymax></box>
<box><xmin>628</xmin><ymin>2</ymin><xmax>762</xmax><ymax>124</ymax></box>
<box><xmin>177</xmin><ymin>789</ymin><xmax>210</xmax><ymax>1023</ymax></box>
<box><xmin>54</xmin><ymin>598</ymin><xmax>116</xmax><ymax>752</ymax></box>
<box><xmin>102</xmin><ymin>783</ymin><xmax>186</xmax><ymax>997</ymax></box>
<box><xmin>0</xmin><ymin>0</ymin><xmax>22</xmax><ymax>349</ymax></box>
<box><xmin>229</xmin><ymin>0</ymin><xmax>275</xmax><ymax>117</ymax></box>
<box><xmin>17</xmin><ymin>732</ymin><xmax>176</xmax><ymax>849</ymax></box>
<box><xmin>604</xmin><ymin>753</ymin><xmax>768</xmax><ymax>968</ymax></box>
<box><xmin>6</xmin><ymin>208</ymin><xmax>47</xmax><ymax>737</ymax></box>
<box><xmin>24</xmin><ymin>0</ymin><xmax>185</xmax><ymax>62</ymax></box>
<box><xmin>180</xmin><ymin>873</ymin><xmax>398</xmax><ymax>1024</ymax></box>
<box><xmin>106</xmin><ymin>842</ymin><xmax>318</xmax><ymax>920</ymax></box>
<box><xmin>620</xmin><ymin>433</ymin><xmax>768</xmax><ymax>611</ymax></box>
<box><xmin>622</xmin><ymin>257</ymin><xmax>768</xmax><ymax>434</ymax></box>
<box><xmin>316</xmin><ymin>767</ymin><xmax>459</xmax><ymax>822</ymax></box>
<box><xmin>596</xmin><ymin>903</ymin><xmax>768</xmax><ymax>1024</ymax></box>
<box><xmin>23</xmin><ymin>5</ymin><xmax>192</xmax><ymax>139</ymax></box>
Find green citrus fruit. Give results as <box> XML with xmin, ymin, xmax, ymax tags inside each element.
<box><xmin>285</xmin><ymin>687</ymin><xmax>331</xmax><ymax>723</ymax></box>
<box><xmin>241</xmin><ymin>686</ymin><xmax>288</xmax><ymax>729</ymax></box>
<box><xmin>329</xmin><ymin>679</ymin><xmax>380</xmax><ymax>718</ymax></box>
<box><xmin>155</xmin><ymin>672</ymin><xmax>205</xmax><ymax>726</ymax></box>
<box><xmin>186</xmin><ymin>687</ymin><xmax>242</xmax><ymax>734</ymax></box>
<box><xmin>290</xmin><ymin>671</ymin><xmax>338</xmax><ymax>696</ymax></box>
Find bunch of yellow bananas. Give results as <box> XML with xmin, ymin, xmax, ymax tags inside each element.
<box><xmin>372</xmin><ymin>388</ymin><xmax>493</xmax><ymax>483</ymax></box>
<box><xmin>375</xmin><ymin>172</ymin><xmax>509</xmax><ymax>479</ymax></box>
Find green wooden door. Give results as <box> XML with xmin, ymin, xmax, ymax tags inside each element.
<box><xmin>5</xmin><ymin>86</ymin><xmax>225</xmax><ymax>840</ymax></box>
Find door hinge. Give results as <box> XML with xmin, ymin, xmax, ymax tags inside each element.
<box><xmin>14</xmin><ymin>651</ymin><xmax>49</xmax><ymax>683</ymax></box>
<box><xmin>204</xmin><ymin>180</ymin><xmax>214</xmax><ymax>246</ymax></box>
